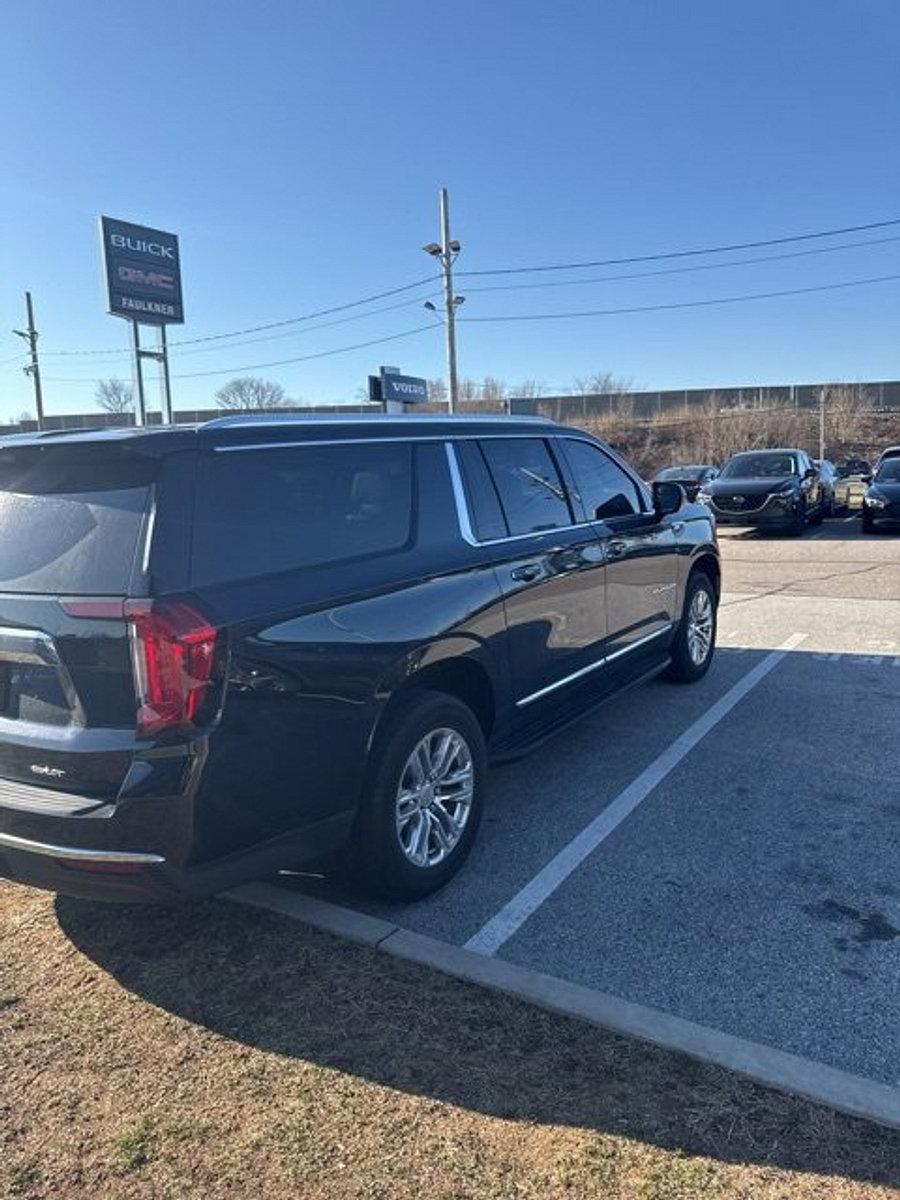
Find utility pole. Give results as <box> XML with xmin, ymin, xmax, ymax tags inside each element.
<box><xmin>423</xmin><ymin>187</ymin><xmax>464</xmax><ymax>412</ymax></box>
<box><xmin>818</xmin><ymin>386</ymin><xmax>826</xmax><ymax>461</ymax></box>
<box><xmin>13</xmin><ymin>292</ymin><xmax>45</xmax><ymax>430</ymax></box>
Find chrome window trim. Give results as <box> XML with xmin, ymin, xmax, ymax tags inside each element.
<box><xmin>515</xmin><ymin>624</ymin><xmax>673</xmax><ymax>708</ymax></box>
<box><xmin>0</xmin><ymin>830</ymin><xmax>165</xmax><ymax>864</ymax></box>
<box><xmin>444</xmin><ymin>442</ymin><xmax>595</xmax><ymax>547</ymax></box>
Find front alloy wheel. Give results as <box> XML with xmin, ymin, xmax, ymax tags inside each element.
<box><xmin>666</xmin><ymin>571</ymin><xmax>717</xmax><ymax>683</ymax></box>
<box><xmin>686</xmin><ymin>588</ymin><xmax>714</xmax><ymax>667</ymax></box>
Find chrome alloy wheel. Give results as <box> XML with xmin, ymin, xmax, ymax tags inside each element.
<box><xmin>395</xmin><ymin>728</ymin><xmax>474</xmax><ymax>868</ymax></box>
<box><xmin>687</xmin><ymin>587</ymin><xmax>714</xmax><ymax>666</ymax></box>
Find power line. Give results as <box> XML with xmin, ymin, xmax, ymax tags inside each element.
<box><xmin>37</xmin><ymin>293</ymin><xmax>442</xmax><ymax>370</ymax></box>
<box><xmin>42</xmin><ymin>274</ymin><xmax>441</xmax><ymax>357</ymax></box>
<box><xmin>43</xmin><ymin>324</ymin><xmax>437</xmax><ymax>384</ymax></box>
<box><xmin>457</xmin><ymin>217</ymin><xmax>900</xmax><ymax>278</ymax></box>
<box><xmin>463</xmin><ymin>234</ymin><xmax>900</xmax><ymax>294</ymax></box>
<box><xmin>459</xmin><ymin>272</ymin><xmax>900</xmax><ymax>322</ymax></box>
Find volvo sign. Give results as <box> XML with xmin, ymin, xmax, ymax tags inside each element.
<box><xmin>100</xmin><ymin>216</ymin><xmax>184</xmax><ymax>324</ymax></box>
<box><xmin>381</xmin><ymin>372</ymin><xmax>428</xmax><ymax>404</ymax></box>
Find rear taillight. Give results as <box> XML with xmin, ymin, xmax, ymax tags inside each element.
<box><xmin>125</xmin><ymin>601</ymin><xmax>219</xmax><ymax>737</ymax></box>
<box><xmin>61</xmin><ymin>597</ymin><xmax>222</xmax><ymax>738</ymax></box>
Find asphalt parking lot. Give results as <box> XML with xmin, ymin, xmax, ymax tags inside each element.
<box><xmin>276</xmin><ymin>516</ymin><xmax>900</xmax><ymax>1091</ymax></box>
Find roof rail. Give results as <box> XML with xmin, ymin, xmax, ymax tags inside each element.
<box><xmin>202</xmin><ymin>411</ymin><xmax>546</xmax><ymax>429</ymax></box>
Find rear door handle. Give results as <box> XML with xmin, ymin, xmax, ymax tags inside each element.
<box><xmin>511</xmin><ymin>562</ymin><xmax>543</xmax><ymax>582</ymax></box>
<box><xmin>606</xmin><ymin>539</ymin><xmax>628</xmax><ymax>559</ymax></box>
<box><xmin>671</xmin><ymin>521</ymin><xmax>685</xmax><ymax>535</ymax></box>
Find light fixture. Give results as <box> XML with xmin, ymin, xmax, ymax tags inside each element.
<box><xmin>448</xmin><ymin>240</ymin><xmax>460</xmax><ymax>252</ymax></box>
<box><xmin>423</xmin><ymin>243</ymin><xmax>442</xmax><ymax>257</ymax></box>
<box><xmin>424</xmin><ymin>301</ymin><xmax>437</xmax><ymax>312</ymax></box>
<box><xmin>453</xmin><ymin>295</ymin><xmax>465</xmax><ymax>307</ymax></box>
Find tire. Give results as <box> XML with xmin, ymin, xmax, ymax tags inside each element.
<box><xmin>787</xmin><ymin>504</ymin><xmax>806</xmax><ymax>536</ymax></box>
<box><xmin>353</xmin><ymin>689</ymin><xmax>486</xmax><ymax>900</ymax></box>
<box><xmin>862</xmin><ymin>510</ymin><xmax>876</xmax><ymax>533</ymax></box>
<box><xmin>665</xmin><ymin>570</ymin><xmax>717</xmax><ymax>683</ymax></box>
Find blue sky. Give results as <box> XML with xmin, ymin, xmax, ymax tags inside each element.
<box><xmin>1</xmin><ymin>0</ymin><xmax>899</xmax><ymax>419</ymax></box>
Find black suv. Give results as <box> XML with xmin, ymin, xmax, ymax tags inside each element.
<box><xmin>0</xmin><ymin>415</ymin><xmax>719</xmax><ymax>903</ymax></box>
<box><xmin>698</xmin><ymin>448</ymin><xmax>824</xmax><ymax>534</ymax></box>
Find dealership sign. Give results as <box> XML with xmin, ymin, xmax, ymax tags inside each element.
<box><xmin>100</xmin><ymin>216</ymin><xmax>184</xmax><ymax>324</ymax></box>
<box><xmin>381</xmin><ymin>372</ymin><xmax>428</xmax><ymax>404</ymax></box>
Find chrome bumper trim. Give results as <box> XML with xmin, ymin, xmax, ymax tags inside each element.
<box><xmin>0</xmin><ymin>831</ymin><xmax>165</xmax><ymax>865</ymax></box>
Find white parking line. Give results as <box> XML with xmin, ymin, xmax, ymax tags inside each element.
<box><xmin>465</xmin><ymin>632</ymin><xmax>808</xmax><ymax>957</ymax></box>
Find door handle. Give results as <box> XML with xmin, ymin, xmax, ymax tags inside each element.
<box><xmin>511</xmin><ymin>562</ymin><xmax>543</xmax><ymax>582</ymax></box>
<box><xmin>671</xmin><ymin>521</ymin><xmax>685</xmax><ymax>535</ymax></box>
<box><xmin>606</xmin><ymin>539</ymin><xmax>628</xmax><ymax>559</ymax></box>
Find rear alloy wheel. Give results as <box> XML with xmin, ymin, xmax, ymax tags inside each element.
<box><xmin>666</xmin><ymin>571</ymin><xmax>717</xmax><ymax>683</ymax></box>
<box><xmin>354</xmin><ymin>689</ymin><xmax>486</xmax><ymax>900</ymax></box>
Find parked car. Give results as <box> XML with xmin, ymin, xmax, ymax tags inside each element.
<box><xmin>0</xmin><ymin>416</ymin><xmax>719</xmax><ymax>904</ymax></box>
<box><xmin>861</xmin><ymin>456</ymin><xmax>900</xmax><ymax>532</ymax></box>
<box><xmin>835</xmin><ymin>458</ymin><xmax>871</xmax><ymax>479</ymax></box>
<box><xmin>652</xmin><ymin>464</ymin><xmax>719</xmax><ymax>502</ymax></box>
<box><xmin>814</xmin><ymin>459</ymin><xmax>848</xmax><ymax>516</ymax></box>
<box><xmin>697</xmin><ymin>448</ymin><xmax>824</xmax><ymax>534</ymax></box>
<box><xmin>874</xmin><ymin>445</ymin><xmax>900</xmax><ymax>471</ymax></box>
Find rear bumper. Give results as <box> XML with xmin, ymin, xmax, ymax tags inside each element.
<box><xmin>0</xmin><ymin>807</ymin><xmax>354</xmax><ymax>903</ymax></box>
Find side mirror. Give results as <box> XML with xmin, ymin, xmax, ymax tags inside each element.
<box><xmin>804</xmin><ymin>467</ymin><xmax>817</xmax><ymax>479</ymax></box>
<box><xmin>652</xmin><ymin>480</ymin><xmax>685</xmax><ymax>517</ymax></box>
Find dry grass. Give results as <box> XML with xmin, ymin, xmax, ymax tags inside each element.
<box><xmin>2</xmin><ymin>881</ymin><xmax>899</xmax><ymax>1199</ymax></box>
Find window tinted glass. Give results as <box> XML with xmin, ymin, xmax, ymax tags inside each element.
<box><xmin>721</xmin><ymin>453</ymin><xmax>798</xmax><ymax>478</ymax></box>
<box><xmin>455</xmin><ymin>441</ymin><xmax>508</xmax><ymax>540</ymax></box>
<box><xmin>562</xmin><ymin>439</ymin><xmax>642</xmax><ymax>520</ymax></box>
<box><xmin>193</xmin><ymin>442</ymin><xmax>413</xmax><ymax>585</ymax></box>
<box><xmin>479</xmin><ymin>438</ymin><xmax>572</xmax><ymax>535</ymax></box>
<box><xmin>655</xmin><ymin>465</ymin><xmax>704</xmax><ymax>481</ymax></box>
<box><xmin>0</xmin><ymin>445</ymin><xmax>154</xmax><ymax>594</ymax></box>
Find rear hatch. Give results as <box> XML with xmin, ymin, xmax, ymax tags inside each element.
<box><xmin>0</xmin><ymin>438</ymin><xmax>157</xmax><ymax>802</ymax></box>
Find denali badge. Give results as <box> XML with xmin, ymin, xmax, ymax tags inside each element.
<box><xmin>30</xmin><ymin>764</ymin><xmax>66</xmax><ymax>779</ymax></box>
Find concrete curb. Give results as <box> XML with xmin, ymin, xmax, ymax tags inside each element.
<box><xmin>226</xmin><ymin>882</ymin><xmax>900</xmax><ymax>1131</ymax></box>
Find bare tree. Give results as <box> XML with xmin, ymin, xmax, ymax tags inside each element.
<box><xmin>95</xmin><ymin>378</ymin><xmax>134</xmax><ymax>414</ymax></box>
<box><xmin>427</xmin><ymin>378</ymin><xmax>448</xmax><ymax>406</ymax></box>
<box><xmin>214</xmin><ymin>377</ymin><xmax>289</xmax><ymax>411</ymax></box>
<box><xmin>512</xmin><ymin>379</ymin><xmax>547</xmax><ymax>398</ymax></box>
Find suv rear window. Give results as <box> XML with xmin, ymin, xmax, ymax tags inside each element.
<box><xmin>0</xmin><ymin>444</ymin><xmax>155</xmax><ymax>594</ymax></box>
<box><xmin>193</xmin><ymin>441</ymin><xmax>414</xmax><ymax>585</ymax></box>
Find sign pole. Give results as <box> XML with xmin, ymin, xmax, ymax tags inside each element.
<box><xmin>130</xmin><ymin>321</ymin><xmax>147</xmax><ymax>427</ymax></box>
<box><xmin>158</xmin><ymin>324</ymin><xmax>173</xmax><ymax>424</ymax></box>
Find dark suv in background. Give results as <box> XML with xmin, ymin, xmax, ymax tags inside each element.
<box><xmin>699</xmin><ymin>448</ymin><xmax>824</xmax><ymax>534</ymax></box>
<box><xmin>0</xmin><ymin>416</ymin><xmax>719</xmax><ymax>903</ymax></box>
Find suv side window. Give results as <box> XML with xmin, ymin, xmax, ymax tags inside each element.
<box><xmin>454</xmin><ymin>441</ymin><xmax>508</xmax><ymax>541</ymax></box>
<box><xmin>193</xmin><ymin>441</ymin><xmax>414</xmax><ymax>585</ymax></box>
<box><xmin>561</xmin><ymin>438</ymin><xmax>644</xmax><ymax>521</ymax></box>
<box><xmin>479</xmin><ymin>438</ymin><xmax>573</xmax><ymax>535</ymax></box>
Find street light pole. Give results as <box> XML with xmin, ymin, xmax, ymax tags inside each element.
<box><xmin>424</xmin><ymin>188</ymin><xmax>463</xmax><ymax>412</ymax></box>
<box><xmin>14</xmin><ymin>292</ymin><xmax>45</xmax><ymax>430</ymax></box>
<box><xmin>439</xmin><ymin>188</ymin><xmax>460</xmax><ymax>413</ymax></box>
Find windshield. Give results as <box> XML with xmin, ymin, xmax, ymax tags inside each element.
<box><xmin>655</xmin><ymin>466</ymin><xmax>704</xmax><ymax>481</ymax></box>
<box><xmin>720</xmin><ymin>453</ymin><xmax>798</xmax><ymax>479</ymax></box>
<box><xmin>875</xmin><ymin>459</ymin><xmax>900</xmax><ymax>483</ymax></box>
